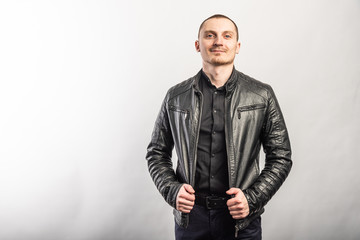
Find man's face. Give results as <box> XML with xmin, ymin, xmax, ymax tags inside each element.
<box><xmin>195</xmin><ymin>17</ymin><xmax>240</xmax><ymax>66</ymax></box>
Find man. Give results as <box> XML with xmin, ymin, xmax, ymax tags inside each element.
<box><xmin>146</xmin><ymin>14</ymin><xmax>292</xmax><ymax>240</ymax></box>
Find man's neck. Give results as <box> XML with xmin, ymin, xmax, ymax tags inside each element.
<box><xmin>202</xmin><ymin>63</ymin><xmax>234</xmax><ymax>88</ymax></box>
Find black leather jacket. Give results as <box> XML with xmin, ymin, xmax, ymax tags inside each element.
<box><xmin>146</xmin><ymin>69</ymin><xmax>292</xmax><ymax>231</ymax></box>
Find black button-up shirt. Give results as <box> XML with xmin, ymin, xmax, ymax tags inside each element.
<box><xmin>194</xmin><ymin>70</ymin><xmax>232</xmax><ymax>195</ymax></box>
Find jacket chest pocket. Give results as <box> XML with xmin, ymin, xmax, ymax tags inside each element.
<box><xmin>237</xmin><ymin>103</ymin><xmax>266</xmax><ymax>119</ymax></box>
<box><xmin>169</xmin><ymin>105</ymin><xmax>190</xmax><ymax>122</ymax></box>
<box><xmin>169</xmin><ymin>105</ymin><xmax>190</xmax><ymax>119</ymax></box>
<box><xmin>168</xmin><ymin>105</ymin><xmax>192</xmax><ymax>144</ymax></box>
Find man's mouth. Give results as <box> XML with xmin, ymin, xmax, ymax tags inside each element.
<box><xmin>210</xmin><ymin>48</ymin><xmax>226</xmax><ymax>53</ymax></box>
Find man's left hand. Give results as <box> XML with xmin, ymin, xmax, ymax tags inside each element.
<box><xmin>226</xmin><ymin>188</ymin><xmax>250</xmax><ymax>219</ymax></box>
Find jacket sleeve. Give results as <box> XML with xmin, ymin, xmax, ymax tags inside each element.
<box><xmin>146</xmin><ymin>93</ymin><xmax>183</xmax><ymax>209</ymax></box>
<box><xmin>244</xmin><ymin>86</ymin><xmax>292</xmax><ymax>215</ymax></box>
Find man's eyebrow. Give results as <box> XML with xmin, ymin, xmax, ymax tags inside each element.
<box><xmin>203</xmin><ymin>30</ymin><xmax>235</xmax><ymax>35</ymax></box>
<box><xmin>203</xmin><ymin>30</ymin><xmax>216</xmax><ymax>34</ymax></box>
<box><xmin>223</xmin><ymin>31</ymin><xmax>235</xmax><ymax>35</ymax></box>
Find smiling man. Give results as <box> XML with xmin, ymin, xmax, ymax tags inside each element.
<box><xmin>146</xmin><ymin>14</ymin><xmax>292</xmax><ymax>240</ymax></box>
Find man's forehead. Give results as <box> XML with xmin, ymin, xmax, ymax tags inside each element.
<box><xmin>200</xmin><ymin>18</ymin><xmax>236</xmax><ymax>33</ymax></box>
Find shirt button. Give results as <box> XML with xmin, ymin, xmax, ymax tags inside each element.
<box><xmin>211</xmin><ymin>175</ymin><xmax>215</xmax><ymax>179</ymax></box>
<box><xmin>211</xmin><ymin>154</ymin><xmax>215</xmax><ymax>157</ymax></box>
<box><xmin>212</xmin><ymin>131</ymin><xmax>216</xmax><ymax>135</ymax></box>
<box><xmin>213</xmin><ymin>109</ymin><xmax>217</xmax><ymax>113</ymax></box>
<box><xmin>214</xmin><ymin>91</ymin><xmax>218</xmax><ymax>95</ymax></box>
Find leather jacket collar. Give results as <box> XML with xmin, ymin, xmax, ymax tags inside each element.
<box><xmin>192</xmin><ymin>67</ymin><xmax>237</xmax><ymax>95</ymax></box>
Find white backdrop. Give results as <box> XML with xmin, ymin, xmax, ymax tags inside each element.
<box><xmin>0</xmin><ymin>0</ymin><xmax>359</xmax><ymax>239</ymax></box>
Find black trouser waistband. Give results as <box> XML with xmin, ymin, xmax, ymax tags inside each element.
<box><xmin>195</xmin><ymin>194</ymin><xmax>230</xmax><ymax>210</ymax></box>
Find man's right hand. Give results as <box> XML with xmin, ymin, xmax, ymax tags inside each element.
<box><xmin>176</xmin><ymin>184</ymin><xmax>195</xmax><ymax>213</ymax></box>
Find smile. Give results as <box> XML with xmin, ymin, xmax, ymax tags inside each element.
<box><xmin>210</xmin><ymin>49</ymin><xmax>226</xmax><ymax>53</ymax></box>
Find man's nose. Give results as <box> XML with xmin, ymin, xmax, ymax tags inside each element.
<box><xmin>213</xmin><ymin>37</ymin><xmax>223</xmax><ymax>46</ymax></box>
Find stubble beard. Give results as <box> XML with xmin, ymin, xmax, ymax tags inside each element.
<box><xmin>209</xmin><ymin>58</ymin><xmax>234</xmax><ymax>66</ymax></box>
<box><xmin>207</xmin><ymin>55</ymin><xmax>235</xmax><ymax>66</ymax></box>
<box><xmin>206</xmin><ymin>49</ymin><xmax>236</xmax><ymax>66</ymax></box>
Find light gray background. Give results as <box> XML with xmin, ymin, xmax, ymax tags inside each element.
<box><xmin>0</xmin><ymin>0</ymin><xmax>359</xmax><ymax>239</ymax></box>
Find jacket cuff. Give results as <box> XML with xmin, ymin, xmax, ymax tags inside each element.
<box><xmin>244</xmin><ymin>192</ymin><xmax>255</xmax><ymax>216</ymax></box>
<box><xmin>243</xmin><ymin>190</ymin><xmax>263</xmax><ymax>216</ymax></box>
<box><xmin>164</xmin><ymin>183</ymin><xmax>183</xmax><ymax>209</ymax></box>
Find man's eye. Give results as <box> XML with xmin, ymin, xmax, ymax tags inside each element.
<box><xmin>225</xmin><ymin>35</ymin><xmax>231</xmax><ymax>38</ymax></box>
<box><xmin>206</xmin><ymin>34</ymin><xmax>214</xmax><ymax>38</ymax></box>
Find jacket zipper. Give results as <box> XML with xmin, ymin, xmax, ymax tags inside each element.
<box><xmin>224</xmin><ymin>98</ymin><xmax>233</xmax><ymax>190</ymax></box>
<box><xmin>225</xmin><ymin>97</ymin><xmax>241</xmax><ymax>238</ymax></box>
<box><xmin>191</xmin><ymin>90</ymin><xmax>203</xmax><ymax>186</ymax></box>
<box><xmin>235</xmin><ymin>225</ymin><xmax>240</xmax><ymax>238</ymax></box>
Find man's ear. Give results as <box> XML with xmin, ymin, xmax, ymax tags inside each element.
<box><xmin>195</xmin><ymin>40</ymin><xmax>200</xmax><ymax>52</ymax></box>
<box><xmin>236</xmin><ymin>42</ymin><xmax>241</xmax><ymax>54</ymax></box>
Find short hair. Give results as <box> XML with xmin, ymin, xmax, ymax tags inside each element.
<box><xmin>198</xmin><ymin>14</ymin><xmax>239</xmax><ymax>41</ymax></box>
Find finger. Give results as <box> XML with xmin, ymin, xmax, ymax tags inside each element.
<box><xmin>229</xmin><ymin>209</ymin><xmax>249</xmax><ymax>218</ymax></box>
<box><xmin>184</xmin><ymin>184</ymin><xmax>195</xmax><ymax>194</ymax></box>
<box><xmin>230</xmin><ymin>210</ymin><xmax>248</xmax><ymax>218</ymax></box>
<box><xmin>229</xmin><ymin>208</ymin><xmax>245</xmax><ymax>214</ymax></box>
<box><xmin>226</xmin><ymin>198</ymin><xmax>242</xmax><ymax>207</ymax></box>
<box><xmin>179</xmin><ymin>208</ymin><xmax>192</xmax><ymax>213</ymax></box>
<box><xmin>228</xmin><ymin>205</ymin><xmax>245</xmax><ymax>211</ymax></box>
<box><xmin>180</xmin><ymin>193</ymin><xmax>195</xmax><ymax>202</ymax></box>
<box><xmin>176</xmin><ymin>202</ymin><xmax>194</xmax><ymax>212</ymax></box>
<box><xmin>230</xmin><ymin>209</ymin><xmax>241</xmax><ymax>217</ymax></box>
<box><xmin>226</xmin><ymin>188</ymin><xmax>240</xmax><ymax>196</ymax></box>
<box><xmin>178</xmin><ymin>204</ymin><xmax>194</xmax><ymax>213</ymax></box>
<box><xmin>231</xmin><ymin>214</ymin><xmax>245</xmax><ymax>220</ymax></box>
<box><xmin>187</xmin><ymin>193</ymin><xmax>196</xmax><ymax>201</ymax></box>
<box><xmin>178</xmin><ymin>189</ymin><xmax>195</xmax><ymax>201</ymax></box>
<box><xmin>179</xmin><ymin>204</ymin><xmax>194</xmax><ymax>211</ymax></box>
<box><xmin>178</xmin><ymin>198</ymin><xmax>195</xmax><ymax>207</ymax></box>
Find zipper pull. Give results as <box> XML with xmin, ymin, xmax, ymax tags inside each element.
<box><xmin>235</xmin><ymin>225</ymin><xmax>239</xmax><ymax>238</ymax></box>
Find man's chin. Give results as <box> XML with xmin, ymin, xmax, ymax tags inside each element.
<box><xmin>210</xmin><ymin>59</ymin><xmax>234</xmax><ymax>66</ymax></box>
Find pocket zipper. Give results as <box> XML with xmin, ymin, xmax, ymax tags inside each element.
<box><xmin>237</xmin><ymin>103</ymin><xmax>265</xmax><ymax>119</ymax></box>
<box><xmin>169</xmin><ymin>105</ymin><xmax>190</xmax><ymax>119</ymax></box>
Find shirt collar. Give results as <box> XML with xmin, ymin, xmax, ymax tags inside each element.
<box><xmin>200</xmin><ymin>67</ymin><xmax>236</xmax><ymax>92</ymax></box>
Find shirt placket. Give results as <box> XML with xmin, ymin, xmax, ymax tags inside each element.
<box><xmin>210</xmin><ymin>88</ymin><xmax>220</xmax><ymax>193</ymax></box>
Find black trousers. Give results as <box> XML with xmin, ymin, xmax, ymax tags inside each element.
<box><xmin>175</xmin><ymin>205</ymin><xmax>262</xmax><ymax>240</ymax></box>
